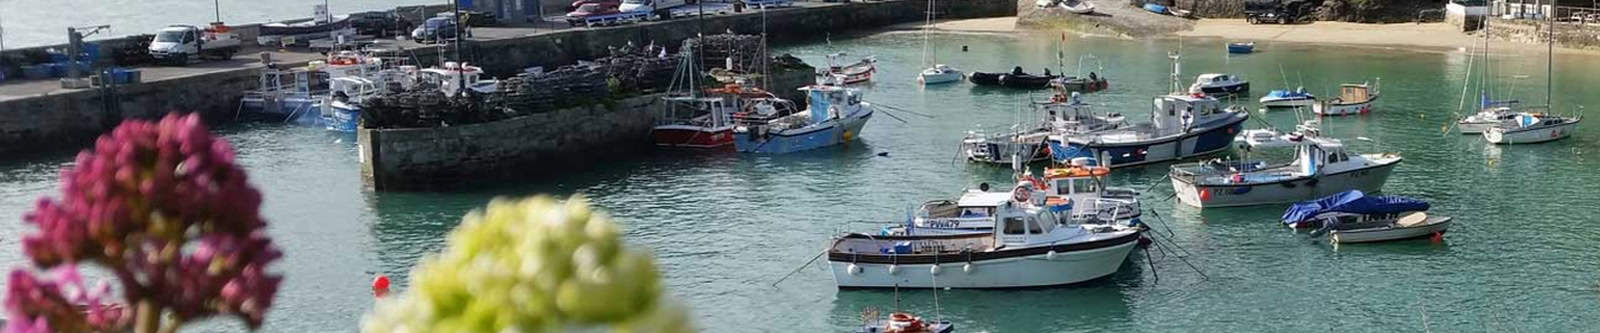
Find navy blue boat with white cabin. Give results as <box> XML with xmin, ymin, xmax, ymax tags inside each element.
<box><xmin>1049</xmin><ymin>52</ymin><xmax>1250</xmax><ymax>168</ymax></box>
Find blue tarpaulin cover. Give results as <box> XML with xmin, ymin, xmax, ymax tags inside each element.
<box><xmin>1280</xmin><ymin>190</ymin><xmax>1430</xmax><ymax>224</ymax></box>
<box><xmin>1264</xmin><ymin>89</ymin><xmax>1312</xmax><ymax>99</ymax></box>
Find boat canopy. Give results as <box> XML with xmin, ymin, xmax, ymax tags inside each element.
<box><xmin>1281</xmin><ymin>190</ymin><xmax>1430</xmax><ymax>224</ymax></box>
<box><xmin>1265</xmin><ymin>88</ymin><xmax>1312</xmax><ymax>98</ymax></box>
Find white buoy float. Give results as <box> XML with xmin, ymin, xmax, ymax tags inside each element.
<box><xmin>847</xmin><ymin>264</ymin><xmax>862</xmax><ymax>275</ymax></box>
<box><xmin>929</xmin><ymin>265</ymin><xmax>942</xmax><ymax>275</ymax></box>
<box><xmin>1046</xmin><ymin>250</ymin><xmax>1057</xmax><ymax>260</ymax></box>
<box><xmin>962</xmin><ymin>263</ymin><xmax>973</xmax><ymax>273</ymax></box>
<box><xmin>887</xmin><ymin>264</ymin><xmax>900</xmax><ymax>275</ymax></box>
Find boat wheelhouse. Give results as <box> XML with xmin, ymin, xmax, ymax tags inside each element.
<box><xmin>1312</xmin><ymin>80</ymin><xmax>1380</xmax><ymax>116</ymax></box>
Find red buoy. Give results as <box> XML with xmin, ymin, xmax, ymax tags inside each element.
<box><xmin>1198</xmin><ymin>189</ymin><xmax>1211</xmax><ymax>201</ymax></box>
<box><xmin>372</xmin><ymin>275</ymin><xmax>391</xmax><ymax>298</ymax></box>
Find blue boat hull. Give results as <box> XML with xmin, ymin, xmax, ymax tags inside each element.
<box><xmin>734</xmin><ymin>110</ymin><xmax>872</xmax><ymax>154</ymax></box>
<box><xmin>323</xmin><ymin>104</ymin><xmax>360</xmax><ymax>132</ymax></box>
<box><xmin>1055</xmin><ymin>113</ymin><xmax>1248</xmax><ymax>168</ymax></box>
<box><xmin>1227</xmin><ymin>44</ymin><xmax>1254</xmax><ymax>54</ymax></box>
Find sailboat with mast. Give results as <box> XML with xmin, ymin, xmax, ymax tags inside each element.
<box><xmin>1483</xmin><ymin>14</ymin><xmax>1581</xmax><ymax>144</ymax></box>
<box><xmin>917</xmin><ymin>0</ymin><xmax>963</xmax><ymax>85</ymax></box>
<box><xmin>1457</xmin><ymin>18</ymin><xmax>1534</xmax><ymax>134</ymax></box>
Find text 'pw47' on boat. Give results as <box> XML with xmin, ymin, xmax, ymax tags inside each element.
<box><xmin>1281</xmin><ymin>190</ymin><xmax>1451</xmax><ymax>244</ymax></box>
<box><xmin>826</xmin><ymin>53</ymin><xmax>877</xmax><ymax>85</ymax></box>
<box><xmin>1312</xmin><ymin>79</ymin><xmax>1380</xmax><ymax>116</ymax></box>
<box><xmin>1168</xmin><ymin>120</ymin><xmax>1402</xmax><ymax>208</ymax></box>
<box><xmin>962</xmin><ymin>92</ymin><xmax>1126</xmax><ymax>165</ymax></box>
<box><xmin>827</xmin><ymin>181</ymin><xmax>1143</xmax><ymax>288</ymax></box>
<box><xmin>1483</xmin><ymin>111</ymin><xmax>1581</xmax><ymax>145</ymax></box>
<box><xmin>732</xmin><ymin>75</ymin><xmax>873</xmax><ymax>154</ymax></box>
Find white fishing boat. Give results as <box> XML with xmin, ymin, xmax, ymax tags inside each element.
<box><xmin>1060</xmin><ymin>0</ymin><xmax>1096</xmax><ymax>14</ymax></box>
<box><xmin>1483</xmin><ymin>112</ymin><xmax>1581</xmax><ymax>144</ymax></box>
<box><xmin>889</xmin><ymin>159</ymin><xmax>1140</xmax><ymax>236</ymax></box>
<box><xmin>1312</xmin><ymin>80</ymin><xmax>1380</xmax><ymax>116</ymax></box>
<box><xmin>1258</xmin><ymin>87</ymin><xmax>1316</xmax><ymax>109</ymax></box>
<box><xmin>826</xmin><ymin>53</ymin><xmax>877</xmax><ymax>85</ymax></box>
<box><xmin>963</xmin><ymin>91</ymin><xmax>1125</xmax><ymax>165</ymax></box>
<box><xmin>829</xmin><ymin>182</ymin><xmax>1143</xmax><ymax>288</ymax></box>
<box><xmin>916</xmin><ymin>0</ymin><xmax>964</xmax><ymax>85</ymax></box>
<box><xmin>733</xmin><ymin>75</ymin><xmax>873</xmax><ymax>153</ymax></box>
<box><xmin>1050</xmin><ymin>52</ymin><xmax>1250</xmax><ymax>168</ymax></box>
<box><xmin>1187</xmin><ymin>73</ymin><xmax>1249</xmax><ymax>96</ymax></box>
<box><xmin>1168</xmin><ymin>120</ymin><xmax>1402</xmax><ymax>208</ymax></box>
<box><xmin>1282</xmin><ymin>190</ymin><xmax>1452</xmax><ymax>244</ymax></box>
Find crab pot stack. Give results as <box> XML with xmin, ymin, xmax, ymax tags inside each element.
<box><xmin>594</xmin><ymin>50</ymin><xmax>678</xmax><ymax>93</ymax></box>
<box><xmin>360</xmin><ymin>90</ymin><xmax>498</xmax><ymax>129</ymax></box>
<box><xmin>694</xmin><ymin>33</ymin><xmax>767</xmax><ymax>75</ymax></box>
<box><xmin>494</xmin><ymin>64</ymin><xmax>610</xmax><ymax>113</ymax></box>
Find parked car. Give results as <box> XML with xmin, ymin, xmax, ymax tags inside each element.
<box><xmin>569</xmin><ymin>0</ymin><xmax>623</xmax><ymax>11</ymax></box>
<box><xmin>411</xmin><ymin>17</ymin><xmax>458</xmax><ymax>43</ymax></box>
<box><xmin>566</xmin><ymin>3</ymin><xmax>624</xmax><ymax>26</ymax></box>
<box><xmin>1245</xmin><ymin>0</ymin><xmax>1316</xmax><ymax>24</ymax></box>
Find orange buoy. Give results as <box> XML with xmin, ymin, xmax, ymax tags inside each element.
<box><xmin>372</xmin><ymin>275</ymin><xmax>391</xmax><ymax>298</ymax></box>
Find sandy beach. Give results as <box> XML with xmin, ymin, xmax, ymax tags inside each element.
<box><xmin>1180</xmin><ymin>19</ymin><xmax>1478</xmax><ymax>51</ymax></box>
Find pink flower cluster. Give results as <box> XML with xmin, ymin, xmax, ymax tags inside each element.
<box><xmin>9</xmin><ymin>113</ymin><xmax>282</xmax><ymax>332</ymax></box>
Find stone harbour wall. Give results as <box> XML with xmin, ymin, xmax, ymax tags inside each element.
<box><xmin>358</xmin><ymin>94</ymin><xmax>662</xmax><ymax>191</ymax></box>
<box><xmin>1486</xmin><ymin>17</ymin><xmax>1600</xmax><ymax>50</ymax></box>
<box><xmin>0</xmin><ymin>68</ymin><xmax>261</xmax><ymax>155</ymax></box>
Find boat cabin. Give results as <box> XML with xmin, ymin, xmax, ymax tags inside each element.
<box><xmin>1150</xmin><ymin>93</ymin><xmax>1226</xmax><ymax>134</ymax></box>
<box><xmin>1294</xmin><ymin>137</ymin><xmax>1354</xmax><ymax>176</ymax></box>
<box><xmin>1192</xmin><ymin>74</ymin><xmax>1241</xmax><ymax>87</ymax></box>
<box><xmin>418</xmin><ymin>62</ymin><xmax>493</xmax><ymax>96</ymax></box>
<box><xmin>1332</xmin><ymin>82</ymin><xmax>1375</xmax><ymax>104</ymax></box>
<box><xmin>659</xmin><ymin>96</ymin><xmax>732</xmax><ymax>128</ymax></box>
<box><xmin>992</xmin><ymin>200</ymin><xmax>1065</xmax><ymax>247</ymax></box>
<box><xmin>328</xmin><ymin>76</ymin><xmax>380</xmax><ymax>104</ymax></box>
<box><xmin>803</xmin><ymin>84</ymin><xmax>864</xmax><ymax>123</ymax></box>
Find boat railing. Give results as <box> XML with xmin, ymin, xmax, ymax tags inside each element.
<box><xmin>831</xmin><ymin>236</ymin><xmax>994</xmax><ymax>256</ymax></box>
<box><xmin>1169</xmin><ymin>159</ymin><xmax>1273</xmax><ymax>179</ymax></box>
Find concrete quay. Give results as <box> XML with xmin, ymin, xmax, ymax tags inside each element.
<box><xmin>1</xmin><ymin>0</ymin><xmax>1015</xmax><ymax>163</ymax></box>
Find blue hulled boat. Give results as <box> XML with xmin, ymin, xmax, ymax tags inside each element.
<box><xmin>1047</xmin><ymin>52</ymin><xmax>1250</xmax><ymax>168</ymax></box>
<box><xmin>1227</xmin><ymin>42</ymin><xmax>1255</xmax><ymax>54</ymax></box>
<box><xmin>732</xmin><ymin>76</ymin><xmax>874</xmax><ymax>153</ymax></box>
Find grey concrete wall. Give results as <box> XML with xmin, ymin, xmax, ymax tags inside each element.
<box><xmin>358</xmin><ymin>94</ymin><xmax>663</xmax><ymax>190</ymax></box>
<box><xmin>0</xmin><ymin>67</ymin><xmax>263</xmax><ymax>155</ymax></box>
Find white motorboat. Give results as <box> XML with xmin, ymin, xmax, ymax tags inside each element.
<box><xmin>1168</xmin><ymin>120</ymin><xmax>1402</xmax><ymax>208</ymax></box>
<box><xmin>919</xmin><ymin>65</ymin><xmax>964</xmax><ymax>85</ymax></box>
<box><xmin>829</xmin><ymin>182</ymin><xmax>1143</xmax><ymax>288</ymax></box>
<box><xmin>1483</xmin><ymin>112</ymin><xmax>1581</xmax><ymax>144</ymax></box>
<box><xmin>1060</xmin><ymin>0</ymin><xmax>1096</xmax><ymax>14</ymax></box>
<box><xmin>1312</xmin><ymin>80</ymin><xmax>1380</xmax><ymax>116</ymax></box>
<box><xmin>1258</xmin><ymin>87</ymin><xmax>1316</xmax><ymax>109</ymax></box>
<box><xmin>1187</xmin><ymin>73</ymin><xmax>1249</xmax><ymax>96</ymax></box>
<box><xmin>826</xmin><ymin>53</ymin><xmax>877</xmax><ymax>85</ymax></box>
<box><xmin>1281</xmin><ymin>190</ymin><xmax>1452</xmax><ymax>244</ymax></box>
<box><xmin>963</xmin><ymin>91</ymin><xmax>1125</xmax><ymax>165</ymax></box>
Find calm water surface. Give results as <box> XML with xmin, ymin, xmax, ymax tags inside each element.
<box><xmin>3</xmin><ymin>31</ymin><xmax>1600</xmax><ymax>331</ymax></box>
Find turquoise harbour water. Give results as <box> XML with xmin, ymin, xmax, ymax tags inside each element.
<box><xmin>4</xmin><ymin>30</ymin><xmax>1600</xmax><ymax>331</ymax></box>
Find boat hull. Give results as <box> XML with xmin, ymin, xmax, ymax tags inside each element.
<box><xmin>828</xmin><ymin>233</ymin><xmax>1140</xmax><ymax>288</ymax></box>
<box><xmin>1260</xmin><ymin>97</ymin><xmax>1316</xmax><ymax>108</ymax></box>
<box><xmin>1058</xmin><ymin>113</ymin><xmax>1248</xmax><ymax>168</ymax></box>
<box><xmin>919</xmin><ymin>69</ymin><xmax>963</xmax><ymax>85</ymax></box>
<box><xmin>1227</xmin><ymin>44</ymin><xmax>1254</xmax><ymax>54</ymax></box>
<box><xmin>1196</xmin><ymin>82</ymin><xmax>1249</xmax><ymax>96</ymax></box>
<box><xmin>322</xmin><ymin>104</ymin><xmax>360</xmax><ymax>132</ymax></box>
<box><xmin>1457</xmin><ymin>121</ymin><xmax>1497</xmax><ymax>134</ymax></box>
<box><xmin>1330</xmin><ymin>217</ymin><xmax>1451</xmax><ymax>244</ymax></box>
<box><xmin>1171</xmin><ymin>160</ymin><xmax>1401</xmax><ymax>208</ymax></box>
<box><xmin>969</xmin><ymin>72</ymin><xmax>1002</xmax><ymax>85</ymax></box>
<box><xmin>1314</xmin><ymin>97</ymin><xmax>1378</xmax><ymax>116</ymax></box>
<box><xmin>964</xmin><ymin>137</ymin><xmax>1049</xmax><ymax>165</ymax></box>
<box><xmin>997</xmin><ymin>74</ymin><xmax>1056</xmax><ymax>89</ymax></box>
<box><xmin>651</xmin><ymin>125</ymin><xmax>735</xmax><ymax>149</ymax></box>
<box><xmin>734</xmin><ymin>109</ymin><xmax>872</xmax><ymax>154</ymax></box>
<box><xmin>239</xmin><ymin>96</ymin><xmax>322</xmax><ymax>125</ymax></box>
<box><xmin>1483</xmin><ymin>121</ymin><xmax>1578</xmax><ymax>144</ymax></box>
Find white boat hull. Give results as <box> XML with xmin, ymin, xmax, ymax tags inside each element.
<box><xmin>1313</xmin><ymin>99</ymin><xmax>1375</xmax><ymax>116</ymax></box>
<box><xmin>919</xmin><ymin>69</ymin><xmax>964</xmax><ymax>85</ymax></box>
<box><xmin>1457</xmin><ymin>120</ymin><xmax>1497</xmax><ymax>134</ymax></box>
<box><xmin>1173</xmin><ymin>160</ymin><xmax>1401</xmax><ymax>208</ymax></box>
<box><xmin>1330</xmin><ymin>217</ymin><xmax>1451</xmax><ymax>244</ymax></box>
<box><xmin>829</xmin><ymin>238</ymin><xmax>1137</xmax><ymax>288</ymax></box>
<box><xmin>1483</xmin><ymin>121</ymin><xmax>1578</xmax><ymax>144</ymax></box>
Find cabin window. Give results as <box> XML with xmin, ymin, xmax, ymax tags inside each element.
<box><xmin>1003</xmin><ymin>217</ymin><xmax>1028</xmax><ymax>235</ymax></box>
<box><xmin>1027</xmin><ymin>217</ymin><xmax>1045</xmax><ymax>234</ymax></box>
<box><xmin>1336</xmin><ymin>215</ymin><xmax>1361</xmax><ymax>225</ymax></box>
<box><xmin>1073</xmin><ymin>180</ymin><xmax>1099</xmax><ymax>193</ymax></box>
